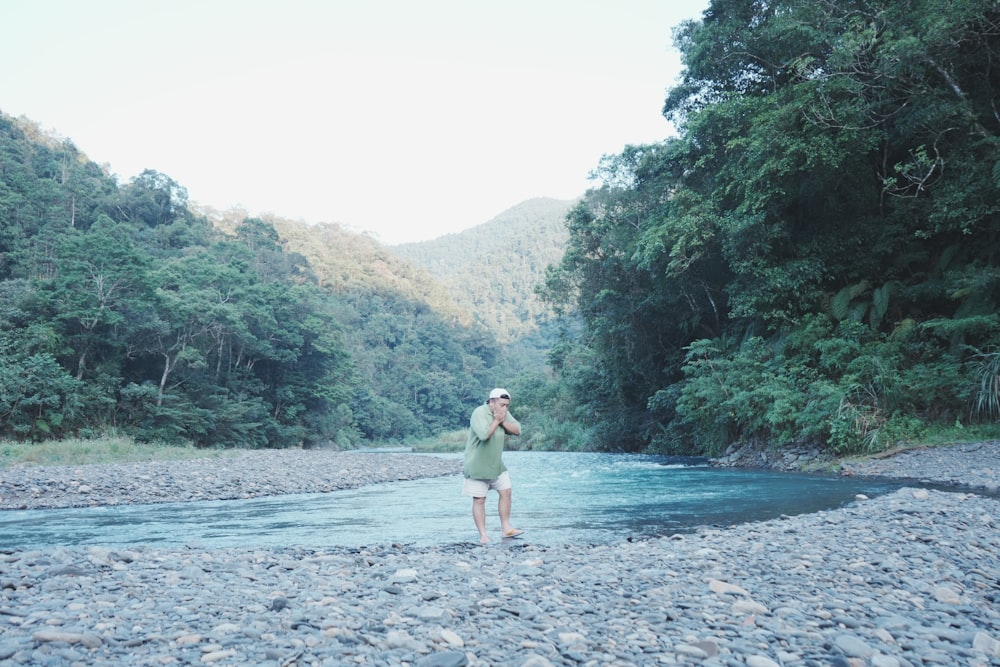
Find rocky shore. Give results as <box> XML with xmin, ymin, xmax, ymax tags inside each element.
<box><xmin>712</xmin><ymin>440</ymin><xmax>1000</xmax><ymax>494</ymax></box>
<box><xmin>0</xmin><ymin>450</ymin><xmax>464</xmax><ymax>512</ymax></box>
<box><xmin>1</xmin><ymin>444</ymin><xmax>998</xmax><ymax>666</ymax></box>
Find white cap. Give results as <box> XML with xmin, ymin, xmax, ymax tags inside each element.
<box><xmin>488</xmin><ymin>388</ymin><xmax>510</xmax><ymax>400</ymax></box>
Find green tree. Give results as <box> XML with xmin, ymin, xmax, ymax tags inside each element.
<box><xmin>47</xmin><ymin>216</ymin><xmax>155</xmax><ymax>380</ymax></box>
<box><xmin>541</xmin><ymin>142</ymin><xmax>732</xmax><ymax>450</ymax></box>
<box><xmin>545</xmin><ymin>0</ymin><xmax>1000</xmax><ymax>454</ymax></box>
<box><xmin>0</xmin><ymin>340</ymin><xmax>86</xmax><ymax>440</ymax></box>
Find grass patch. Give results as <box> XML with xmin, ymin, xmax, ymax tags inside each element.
<box><xmin>0</xmin><ymin>435</ymin><xmax>238</xmax><ymax>468</ymax></box>
<box><xmin>832</xmin><ymin>422</ymin><xmax>1000</xmax><ymax>469</ymax></box>
<box><xmin>409</xmin><ymin>429</ymin><xmax>467</xmax><ymax>453</ymax></box>
<box><xmin>908</xmin><ymin>422</ymin><xmax>1000</xmax><ymax>448</ymax></box>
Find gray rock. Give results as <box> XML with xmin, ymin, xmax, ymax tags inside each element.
<box><xmin>415</xmin><ymin>651</ymin><xmax>469</xmax><ymax>667</ymax></box>
<box><xmin>834</xmin><ymin>633</ymin><xmax>874</xmax><ymax>657</ymax></box>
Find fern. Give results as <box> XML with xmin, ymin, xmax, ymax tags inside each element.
<box><xmin>830</xmin><ymin>286</ymin><xmax>852</xmax><ymax>320</ymax></box>
<box><xmin>972</xmin><ymin>351</ymin><xmax>1000</xmax><ymax>422</ymax></box>
<box><xmin>870</xmin><ymin>283</ymin><xmax>890</xmax><ymax>328</ymax></box>
<box><xmin>831</xmin><ymin>281</ymin><xmax>870</xmax><ymax>322</ymax></box>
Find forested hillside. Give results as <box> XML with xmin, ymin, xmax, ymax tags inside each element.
<box><xmin>390</xmin><ymin>197</ymin><xmax>575</xmax><ymax>343</ymax></box>
<box><xmin>258</xmin><ymin>217</ymin><xmax>469</xmax><ymax>326</ymax></box>
<box><xmin>540</xmin><ymin>0</ymin><xmax>1000</xmax><ymax>455</ymax></box>
<box><xmin>0</xmin><ymin>114</ymin><xmax>510</xmax><ymax>447</ymax></box>
<box><xmin>6</xmin><ymin>0</ymin><xmax>997</xmax><ymax>459</ymax></box>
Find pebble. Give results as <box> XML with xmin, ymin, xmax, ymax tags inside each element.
<box><xmin>0</xmin><ymin>445</ymin><xmax>998</xmax><ymax>665</ymax></box>
<box><xmin>0</xmin><ymin>450</ymin><xmax>463</xmax><ymax>511</ymax></box>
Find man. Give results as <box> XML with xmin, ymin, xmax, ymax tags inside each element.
<box><xmin>462</xmin><ymin>387</ymin><xmax>524</xmax><ymax>543</ymax></box>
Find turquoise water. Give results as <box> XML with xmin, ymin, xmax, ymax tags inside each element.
<box><xmin>0</xmin><ymin>452</ymin><xmax>913</xmax><ymax>548</ymax></box>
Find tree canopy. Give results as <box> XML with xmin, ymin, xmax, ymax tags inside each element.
<box><xmin>542</xmin><ymin>0</ymin><xmax>1000</xmax><ymax>454</ymax></box>
<box><xmin>0</xmin><ymin>115</ymin><xmax>510</xmax><ymax>446</ymax></box>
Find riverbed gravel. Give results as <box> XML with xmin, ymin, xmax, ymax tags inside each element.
<box><xmin>839</xmin><ymin>440</ymin><xmax>1000</xmax><ymax>493</ymax></box>
<box><xmin>0</xmin><ymin>443</ymin><xmax>998</xmax><ymax>666</ymax></box>
<box><xmin>0</xmin><ymin>450</ymin><xmax>463</xmax><ymax>511</ymax></box>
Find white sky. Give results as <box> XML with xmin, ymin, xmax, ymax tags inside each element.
<box><xmin>2</xmin><ymin>0</ymin><xmax>708</xmax><ymax>244</ymax></box>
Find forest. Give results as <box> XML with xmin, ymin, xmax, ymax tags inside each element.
<box><xmin>0</xmin><ymin>115</ymin><xmax>522</xmax><ymax>447</ymax></box>
<box><xmin>539</xmin><ymin>0</ymin><xmax>1000</xmax><ymax>455</ymax></box>
<box><xmin>2</xmin><ymin>0</ymin><xmax>999</xmax><ymax>458</ymax></box>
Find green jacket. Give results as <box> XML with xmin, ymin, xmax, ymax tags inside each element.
<box><xmin>463</xmin><ymin>403</ymin><xmax>519</xmax><ymax>480</ymax></box>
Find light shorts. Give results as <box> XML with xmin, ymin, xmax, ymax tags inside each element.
<box><xmin>462</xmin><ymin>470</ymin><xmax>512</xmax><ymax>498</ymax></box>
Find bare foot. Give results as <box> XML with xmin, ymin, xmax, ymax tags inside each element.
<box><xmin>479</xmin><ymin>535</ymin><xmax>491</xmax><ymax>544</ymax></box>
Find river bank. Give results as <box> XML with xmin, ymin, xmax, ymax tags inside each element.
<box><xmin>711</xmin><ymin>439</ymin><xmax>1000</xmax><ymax>493</ymax></box>
<box><xmin>0</xmin><ymin>450</ymin><xmax>463</xmax><ymax>512</ymax></box>
<box><xmin>3</xmin><ymin>440</ymin><xmax>998</xmax><ymax>513</ymax></box>
<box><xmin>0</xmin><ymin>443</ymin><xmax>998</xmax><ymax>666</ymax></box>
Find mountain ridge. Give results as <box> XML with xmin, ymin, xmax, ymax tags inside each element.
<box><xmin>241</xmin><ymin>197</ymin><xmax>578</xmax><ymax>345</ymax></box>
<box><xmin>388</xmin><ymin>197</ymin><xmax>577</xmax><ymax>342</ymax></box>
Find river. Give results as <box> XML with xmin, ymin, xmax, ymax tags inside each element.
<box><xmin>0</xmin><ymin>451</ymin><xmax>918</xmax><ymax>548</ymax></box>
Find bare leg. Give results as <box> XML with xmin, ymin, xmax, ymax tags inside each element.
<box><xmin>472</xmin><ymin>496</ymin><xmax>489</xmax><ymax>543</ymax></box>
<box><xmin>498</xmin><ymin>488</ymin><xmax>515</xmax><ymax>535</ymax></box>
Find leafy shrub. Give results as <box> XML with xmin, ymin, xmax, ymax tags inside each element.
<box><xmin>970</xmin><ymin>350</ymin><xmax>1000</xmax><ymax>422</ymax></box>
<box><xmin>0</xmin><ymin>350</ymin><xmax>86</xmax><ymax>440</ymax></box>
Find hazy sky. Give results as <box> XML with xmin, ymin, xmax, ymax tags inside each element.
<box><xmin>2</xmin><ymin>0</ymin><xmax>708</xmax><ymax>244</ymax></box>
